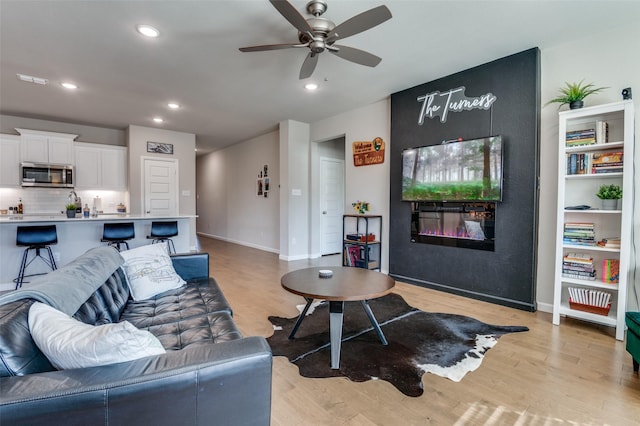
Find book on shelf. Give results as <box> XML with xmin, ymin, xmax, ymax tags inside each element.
<box><xmin>595</xmin><ymin>120</ymin><xmax>609</xmax><ymax>144</ymax></box>
<box><xmin>592</xmin><ymin>151</ymin><xmax>623</xmax><ymax>164</ymax></box>
<box><xmin>566</xmin><ymin>151</ymin><xmax>624</xmax><ymax>175</ymax></box>
<box><xmin>566</xmin><ymin>129</ymin><xmax>595</xmax><ymax>147</ymax></box>
<box><xmin>345</xmin><ymin>245</ymin><xmax>361</xmax><ymax>266</ymax></box>
<box><xmin>597</xmin><ymin>237</ymin><xmax>620</xmax><ymax>249</ymax></box>
<box><xmin>564</xmin><ymin>252</ymin><xmax>593</xmax><ymax>262</ymax></box>
<box><xmin>602</xmin><ymin>259</ymin><xmax>620</xmax><ymax>284</ymax></box>
<box><xmin>568</xmin><ymin>287</ymin><xmax>611</xmax><ymax>308</ymax></box>
<box><xmin>563</xmin><ymin>223</ymin><xmax>595</xmax><ymax>246</ymax></box>
<box><xmin>562</xmin><ymin>252</ymin><xmax>596</xmax><ymax>280</ymax></box>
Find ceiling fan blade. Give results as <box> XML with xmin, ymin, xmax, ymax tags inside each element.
<box><xmin>299</xmin><ymin>52</ymin><xmax>319</xmax><ymax>80</ymax></box>
<box><xmin>330</xmin><ymin>45</ymin><xmax>381</xmax><ymax>67</ymax></box>
<box><xmin>269</xmin><ymin>0</ymin><xmax>314</xmax><ymax>35</ymax></box>
<box><xmin>239</xmin><ymin>43</ymin><xmax>305</xmax><ymax>52</ymax></box>
<box><xmin>326</xmin><ymin>5</ymin><xmax>392</xmax><ymax>42</ymax></box>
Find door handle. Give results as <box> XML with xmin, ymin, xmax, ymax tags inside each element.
<box><xmin>322</xmin><ymin>211</ymin><xmax>327</xmax><ymax>214</ymax></box>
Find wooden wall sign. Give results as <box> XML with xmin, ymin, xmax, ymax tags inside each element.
<box><xmin>353</xmin><ymin>137</ymin><xmax>385</xmax><ymax>167</ymax></box>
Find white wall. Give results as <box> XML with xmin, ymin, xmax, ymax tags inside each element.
<box><xmin>538</xmin><ymin>25</ymin><xmax>640</xmax><ymax>312</ymax></box>
<box><xmin>310</xmin><ymin>99</ymin><xmax>391</xmax><ymax>271</ymax></box>
<box><xmin>127</xmin><ymin>125</ymin><xmax>197</xmax><ymax>249</ymax></box>
<box><xmin>196</xmin><ymin>130</ymin><xmax>280</xmax><ymax>253</ymax></box>
<box><xmin>279</xmin><ymin>120</ymin><xmax>310</xmax><ymax>260</ymax></box>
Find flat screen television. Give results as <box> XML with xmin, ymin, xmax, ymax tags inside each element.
<box><xmin>402</xmin><ymin>135</ymin><xmax>503</xmax><ymax>202</ymax></box>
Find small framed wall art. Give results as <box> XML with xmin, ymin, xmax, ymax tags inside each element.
<box><xmin>147</xmin><ymin>141</ymin><xmax>174</xmax><ymax>154</ymax></box>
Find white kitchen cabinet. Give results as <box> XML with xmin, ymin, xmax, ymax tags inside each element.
<box><xmin>74</xmin><ymin>142</ymin><xmax>127</xmax><ymax>190</ymax></box>
<box><xmin>0</xmin><ymin>134</ymin><xmax>21</xmax><ymax>187</ymax></box>
<box><xmin>16</xmin><ymin>128</ymin><xmax>76</xmax><ymax>165</ymax></box>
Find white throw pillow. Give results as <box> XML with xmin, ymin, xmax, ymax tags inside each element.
<box><xmin>120</xmin><ymin>242</ymin><xmax>186</xmax><ymax>301</ymax></box>
<box><xmin>29</xmin><ymin>302</ymin><xmax>165</xmax><ymax>370</ymax></box>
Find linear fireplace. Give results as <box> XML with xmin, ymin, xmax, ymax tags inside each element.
<box><xmin>410</xmin><ymin>202</ymin><xmax>496</xmax><ymax>251</ymax></box>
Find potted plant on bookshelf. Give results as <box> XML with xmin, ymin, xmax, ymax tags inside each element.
<box><xmin>65</xmin><ymin>203</ymin><xmax>78</xmax><ymax>218</ymax></box>
<box><xmin>545</xmin><ymin>80</ymin><xmax>608</xmax><ymax>109</ymax></box>
<box><xmin>596</xmin><ymin>184</ymin><xmax>622</xmax><ymax>210</ymax></box>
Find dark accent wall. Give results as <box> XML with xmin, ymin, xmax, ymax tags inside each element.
<box><xmin>389</xmin><ymin>48</ymin><xmax>540</xmax><ymax>311</ymax></box>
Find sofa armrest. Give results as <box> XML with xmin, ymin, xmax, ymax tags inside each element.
<box><xmin>171</xmin><ymin>252</ymin><xmax>209</xmax><ymax>281</ymax></box>
<box><xmin>0</xmin><ymin>336</ymin><xmax>272</xmax><ymax>426</ymax></box>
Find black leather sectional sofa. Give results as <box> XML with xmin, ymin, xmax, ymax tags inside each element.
<box><xmin>0</xmin><ymin>246</ymin><xmax>272</xmax><ymax>425</ymax></box>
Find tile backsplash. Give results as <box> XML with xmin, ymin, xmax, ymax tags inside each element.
<box><xmin>0</xmin><ymin>187</ymin><xmax>129</xmax><ymax>215</ymax></box>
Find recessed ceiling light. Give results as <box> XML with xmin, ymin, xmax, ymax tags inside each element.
<box><xmin>153</xmin><ymin>117</ymin><xmax>164</xmax><ymax>123</ymax></box>
<box><xmin>136</xmin><ymin>24</ymin><xmax>159</xmax><ymax>38</ymax></box>
<box><xmin>61</xmin><ymin>82</ymin><xmax>78</xmax><ymax>90</ymax></box>
<box><xmin>17</xmin><ymin>73</ymin><xmax>48</xmax><ymax>85</ymax></box>
<box><xmin>167</xmin><ymin>102</ymin><xmax>181</xmax><ymax>109</ymax></box>
<box><xmin>304</xmin><ymin>83</ymin><xmax>318</xmax><ymax>91</ymax></box>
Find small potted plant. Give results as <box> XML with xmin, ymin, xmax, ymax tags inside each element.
<box><xmin>596</xmin><ymin>184</ymin><xmax>622</xmax><ymax>210</ymax></box>
<box><xmin>65</xmin><ymin>203</ymin><xmax>78</xmax><ymax>218</ymax></box>
<box><xmin>545</xmin><ymin>80</ymin><xmax>608</xmax><ymax>109</ymax></box>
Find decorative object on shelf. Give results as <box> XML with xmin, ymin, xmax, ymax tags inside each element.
<box><xmin>65</xmin><ymin>203</ymin><xmax>77</xmax><ymax>218</ymax></box>
<box><xmin>117</xmin><ymin>203</ymin><xmax>126</xmax><ymax>213</ymax></box>
<box><xmin>146</xmin><ymin>141</ymin><xmax>173</xmax><ymax>154</ymax></box>
<box><xmin>352</xmin><ymin>200</ymin><xmax>369</xmax><ymax>214</ymax></box>
<box><xmin>545</xmin><ymin>80</ymin><xmax>608</xmax><ymax>109</ymax></box>
<box><xmin>596</xmin><ymin>184</ymin><xmax>622</xmax><ymax>210</ymax></box>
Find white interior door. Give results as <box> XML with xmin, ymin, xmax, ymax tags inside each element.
<box><xmin>320</xmin><ymin>157</ymin><xmax>344</xmax><ymax>255</ymax></box>
<box><xmin>143</xmin><ymin>158</ymin><xmax>178</xmax><ymax>215</ymax></box>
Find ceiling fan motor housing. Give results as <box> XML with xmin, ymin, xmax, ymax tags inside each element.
<box><xmin>298</xmin><ymin>16</ymin><xmax>335</xmax><ymax>47</ymax></box>
<box><xmin>306</xmin><ymin>0</ymin><xmax>328</xmax><ymax>17</ymax></box>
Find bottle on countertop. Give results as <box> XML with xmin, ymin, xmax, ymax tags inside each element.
<box><xmin>17</xmin><ymin>199</ymin><xmax>23</xmax><ymax>214</ymax></box>
<box><xmin>83</xmin><ymin>204</ymin><xmax>90</xmax><ymax>218</ymax></box>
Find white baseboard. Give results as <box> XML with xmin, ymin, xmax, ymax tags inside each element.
<box><xmin>197</xmin><ymin>232</ymin><xmax>280</xmax><ymax>254</ymax></box>
<box><xmin>279</xmin><ymin>253</ymin><xmax>310</xmax><ymax>261</ymax></box>
<box><xmin>536</xmin><ymin>301</ymin><xmax>553</xmax><ymax>313</ymax></box>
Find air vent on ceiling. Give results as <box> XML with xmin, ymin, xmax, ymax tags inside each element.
<box><xmin>16</xmin><ymin>73</ymin><xmax>48</xmax><ymax>85</ymax></box>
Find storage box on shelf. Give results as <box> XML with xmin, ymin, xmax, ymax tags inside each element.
<box><xmin>552</xmin><ymin>100</ymin><xmax>634</xmax><ymax>341</ymax></box>
<box><xmin>342</xmin><ymin>214</ymin><xmax>381</xmax><ymax>271</ymax></box>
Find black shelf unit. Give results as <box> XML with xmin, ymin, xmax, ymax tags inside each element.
<box><xmin>342</xmin><ymin>214</ymin><xmax>382</xmax><ymax>271</ymax></box>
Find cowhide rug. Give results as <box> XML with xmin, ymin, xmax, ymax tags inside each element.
<box><xmin>267</xmin><ymin>293</ymin><xmax>528</xmax><ymax>397</ymax></box>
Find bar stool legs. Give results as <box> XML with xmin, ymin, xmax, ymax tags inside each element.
<box><xmin>14</xmin><ymin>225</ymin><xmax>58</xmax><ymax>289</ymax></box>
<box><xmin>147</xmin><ymin>221</ymin><xmax>178</xmax><ymax>254</ymax></box>
<box><xmin>101</xmin><ymin>222</ymin><xmax>135</xmax><ymax>252</ymax></box>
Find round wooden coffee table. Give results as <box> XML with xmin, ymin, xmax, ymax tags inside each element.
<box><xmin>281</xmin><ymin>266</ymin><xmax>395</xmax><ymax>369</ymax></box>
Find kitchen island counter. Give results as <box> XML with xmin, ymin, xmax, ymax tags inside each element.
<box><xmin>0</xmin><ymin>215</ymin><xmax>196</xmax><ymax>289</ymax></box>
<box><xmin>0</xmin><ymin>213</ymin><xmax>196</xmax><ymax>223</ymax></box>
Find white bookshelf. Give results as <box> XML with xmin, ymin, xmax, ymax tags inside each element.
<box><xmin>552</xmin><ymin>100</ymin><xmax>634</xmax><ymax>340</ymax></box>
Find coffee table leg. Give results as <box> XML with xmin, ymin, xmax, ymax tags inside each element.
<box><xmin>329</xmin><ymin>301</ymin><xmax>344</xmax><ymax>369</ymax></box>
<box><xmin>361</xmin><ymin>300</ymin><xmax>388</xmax><ymax>345</ymax></box>
<box><xmin>288</xmin><ymin>297</ymin><xmax>314</xmax><ymax>339</ymax></box>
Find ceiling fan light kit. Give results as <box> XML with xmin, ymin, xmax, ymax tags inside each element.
<box><xmin>240</xmin><ymin>0</ymin><xmax>392</xmax><ymax>80</ymax></box>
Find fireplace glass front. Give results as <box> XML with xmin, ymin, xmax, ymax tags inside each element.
<box><xmin>410</xmin><ymin>202</ymin><xmax>496</xmax><ymax>251</ymax></box>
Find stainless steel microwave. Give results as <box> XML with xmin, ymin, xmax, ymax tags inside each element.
<box><xmin>21</xmin><ymin>163</ymin><xmax>74</xmax><ymax>188</ymax></box>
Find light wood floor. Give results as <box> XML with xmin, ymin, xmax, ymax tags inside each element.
<box><xmin>199</xmin><ymin>236</ymin><xmax>640</xmax><ymax>425</ymax></box>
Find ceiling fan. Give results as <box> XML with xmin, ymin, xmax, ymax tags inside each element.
<box><xmin>239</xmin><ymin>0</ymin><xmax>392</xmax><ymax>79</ymax></box>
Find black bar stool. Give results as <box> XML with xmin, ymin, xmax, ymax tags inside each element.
<box><xmin>15</xmin><ymin>225</ymin><xmax>58</xmax><ymax>289</ymax></box>
<box><xmin>101</xmin><ymin>222</ymin><xmax>135</xmax><ymax>252</ymax></box>
<box><xmin>147</xmin><ymin>221</ymin><xmax>178</xmax><ymax>254</ymax></box>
